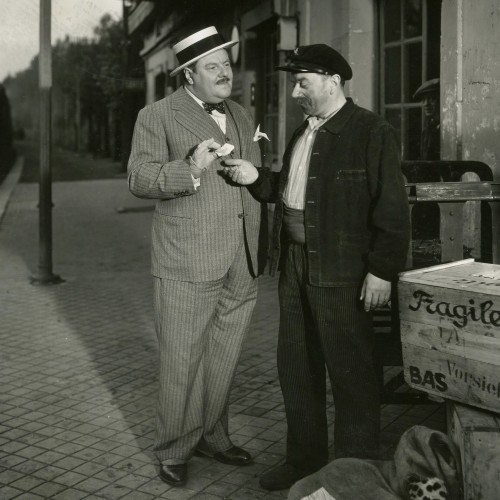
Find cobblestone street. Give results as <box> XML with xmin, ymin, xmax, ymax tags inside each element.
<box><xmin>0</xmin><ymin>155</ymin><xmax>444</xmax><ymax>499</ymax></box>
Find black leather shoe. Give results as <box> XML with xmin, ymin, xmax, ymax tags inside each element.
<box><xmin>214</xmin><ymin>445</ymin><xmax>252</xmax><ymax>465</ymax></box>
<box><xmin>196</xmin><ymin>445</ymin><xmax>252</xmax><ymax>466</ymax></box>
<box><xmin>259</xmin><ymin>463</ymin><xmax>309</xmax><ymax>491</ymax></box>
<box><xmin>159</xmin><ymin>463</ymin><xmax>187</xmax><ymax>486</ymax></box>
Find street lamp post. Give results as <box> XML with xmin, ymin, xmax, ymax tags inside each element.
<box><xmin>31</xmin><ymin>0</ymin><xmax>62</xmax><ymax>285</ymax></box>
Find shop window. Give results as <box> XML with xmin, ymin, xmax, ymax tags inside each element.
<box><xmin>380</xmin><ymin>0</ymin><xmax>441</xmax><ymax>160</ymax></box>
<box><xmin>254</xmin><ymin>20</ymin><xmax>280</xmax><ymax>170</ymax></box>
<box><xmin>154</xmin><ymin>71</ymin><xmax>166</xmax><ymax>102</ymax></box>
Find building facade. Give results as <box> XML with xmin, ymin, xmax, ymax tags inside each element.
<box><xmin>125</xmin><ymin>0</ymin><xmax>500</xmax><ymax>179</ymax></box>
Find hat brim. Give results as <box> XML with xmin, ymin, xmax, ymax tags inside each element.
<box><xmin>413</xmin><ymin>88</ymin><xmax>439</xmax><ymax>100</ymax></box>
<box><xmin>276</xmin><ymin>61</ymin><xmax>352</xmax><ymax>80</ymax></box>
<box><xmin>276</xmin><ymin>62</ymin><xmax>329</xmax><ymax>74</ymax></box>
<box><xmin>412</xmin><ymin>78</ymin><xmax>440</xmax><ymax>100</ymax></box>
<box><xmin>170</xmin><ymin>40</ymin><xmax>238</xmax><ymax>77</ymax></box>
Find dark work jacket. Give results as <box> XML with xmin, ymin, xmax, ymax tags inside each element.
<box><xmin>249</xmin><ymin>98</ymin><xmax>410</xmax><ymax>287</ymax></box>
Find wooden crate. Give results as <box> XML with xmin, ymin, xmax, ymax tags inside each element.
<box><xmin>447</xmin><ymin>402</ymin><xmax>500</xmax><ymax>500</ymax></box>
<box><xmin>398</xmin><ymin>259</ymin><xmax>500</xmax><ymax>413</ymax></box>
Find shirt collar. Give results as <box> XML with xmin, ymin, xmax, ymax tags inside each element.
<box><xmin>184</xmin><ymin>86</ymin><xmax>226</xmax><ymax>117</ymax></box>
<box><xmin>184</xmin><ymin>86</ymin><xmax>205</xmax><ymax>108</ymax></box>
<box><xmin>307</xmin><ymin>100</ymin><xmax>347</xmax><ymax>130</ymax></box>
<box><xmin>321</xmin><ymin>98</ymin><xmax>357</xmax><ymax>134</ymax></box>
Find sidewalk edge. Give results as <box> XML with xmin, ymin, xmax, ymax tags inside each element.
<box><xmin>0</xmin><ymin>156</ymin><xmax>24</xmax><ymax>224</ymax></box>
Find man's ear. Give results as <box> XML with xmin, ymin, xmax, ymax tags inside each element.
<box><xmin>330</xmin><ymin>74</ymin><xmax>341</xmax><ymax>93</ymax></box>
<box><xmin>185</xmin><ymin>69</ymin><xmax>194</xmax><ymax>85</ymax></box>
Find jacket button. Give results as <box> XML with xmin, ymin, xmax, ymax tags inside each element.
<box><xmin>238</xmin><ymin>213</ymin><xmax>244</xmax><ymax>219</ymax></box>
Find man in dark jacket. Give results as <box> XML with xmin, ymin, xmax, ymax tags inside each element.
<box><xmin>224</xmin><ymin>44</ymin><xmax>410</xmax><ymax>491</ymax></box>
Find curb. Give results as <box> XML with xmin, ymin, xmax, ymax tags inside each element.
<box><xmin>0</xmin><ymin>156</ymin><xmax>24</xmax><ymax>224</ymax></box>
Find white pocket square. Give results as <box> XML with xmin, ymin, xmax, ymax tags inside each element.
<box><xmin>253</xmin><ymin>124</ymin><xmax>270</xmax><ymax>142</ymax></box>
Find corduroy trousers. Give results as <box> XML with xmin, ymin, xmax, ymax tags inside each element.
<box><xmin>278</xmin><ymin>243</ymin><xmax>380</xmax><ymax>473</ymax></box>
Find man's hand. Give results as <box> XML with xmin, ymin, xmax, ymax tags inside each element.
<box><xmin>360</xmin><ymin>273</ymin><xmax>391</xmax><ymax>312</ymax></box>
<box><xmin>190</xmin><ymin>138</ymin><xmax>222</xmax><ymax>178</ymax></box>
<box><xmin>222</xmin><ymin>159</ymin><xmax>259</xmax><ymax>185</ymax></box>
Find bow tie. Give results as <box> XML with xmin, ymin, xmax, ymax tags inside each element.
<box><xmin>203</xmin><ymin>102</ymin><xmax>225</xmax><ymax>114</ymax></box>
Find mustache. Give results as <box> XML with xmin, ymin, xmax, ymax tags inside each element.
<box><xmin>216</xmin><ymin>77</ymin><xmax>231</xmax><ymax>84</ymax></box>
<box><xmin>296</xmin><ymin>96</ymin><xmax>311</xmax><ymax>106</ymax></box>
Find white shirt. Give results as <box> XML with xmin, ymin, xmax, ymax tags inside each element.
<box><xmin>283</xmin><ymin>108</ymin><xmax>343</xmax><ymax>210</ymax></box>
<box><xmin>185</xmin><ymin>86</ymin><xmax>226</xmax><ymax>133</ymax></box>
<box><xmin>185</xmin><ymin>87</ymin><xmax>226</xmax><ymax>189</ymax></box>
<box><xmin>283</xmin><ymin>116</ymin><xmax>328</xmax><ymax>209</ymax></box>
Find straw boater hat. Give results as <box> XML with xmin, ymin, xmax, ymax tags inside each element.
<box><xmin>170</xmin><ymin>26</ymin><xmax>238</xmax><ymax>77</ymax></box>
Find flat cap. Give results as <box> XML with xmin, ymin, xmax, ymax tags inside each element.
<box><xmin>413</xmin><ymin>78</ymin><xmax>439</xmax><ymax>100</ymax></box>
<box><xmin>276</xmin><ymin>44</ymin><xmax>352</xmax><ymax>80</ymax></box>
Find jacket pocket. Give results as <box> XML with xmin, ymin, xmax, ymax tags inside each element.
<box><xmin>336</xmin><ymin>169</ymin><xmax>367</xmax><ymax>181</ymax></box>
<box><xmin>154</xmin><ymin>211</ymin><xmax>192</xmax><ymax>227</ymax></box>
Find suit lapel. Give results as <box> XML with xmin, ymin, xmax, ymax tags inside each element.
<box><xmin>225</xmin><ymin>100</ymin><xmax>252</xmax><ymax>158</ymax></box>
<box><xmin>172</xmin><ymin>87</ymin><xmax>225</xmax><ymax>143</ymax></box>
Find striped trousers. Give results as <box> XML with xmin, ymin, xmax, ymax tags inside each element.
<box><xmin>278</xmin><ymin>243</ymin><xmax>380</xmax><ymax>473</ymax></box>
<box><xmin>152</xmin><ymin>240</ymin><xmax>258</xmax><ymax>463</ymax></box>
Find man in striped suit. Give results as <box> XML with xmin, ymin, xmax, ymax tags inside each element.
<box><xmin>127</xmin><ymin>26</ymin><xmax>267</xmax><ymax>487</ymax></box>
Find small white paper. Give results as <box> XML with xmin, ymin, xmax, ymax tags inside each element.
<box><xmin>215</xmin><ymin>143</ymin><xmax>235</xmax><ymax>157</ymax></box>
<box><xmin>253</xmin><ymin>124</ymin><xmax>270</xmax><ymax>142</ymax></box>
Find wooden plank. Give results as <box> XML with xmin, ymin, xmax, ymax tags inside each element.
<box><xmin>401</xmin><ymin>261</ymin><xmax>500</xmax><ymax>284</ymax></box>
<box><xmin>447</xmin><ymin>402</ymin><xmax>500</xmax><ymax>500</ymax></box>
<box><xmin>402</xmin><ymin>343</ymin><xmax>500</xmax><ymax>413</ymax></box>
<box><xmin>462</xmin><ymin>172</ymin><xmax>482</xmax><ymax>259</ymax></box>
<box><xmin>491</xmin><ymin>201</ymin><xmax>500</xmax><ymax>264</ymax></box>
<box><xmin>398</xmin><ymin>282</ymin><xmax>500</xmax><ymax>336</ymax></box>
<box><xmin>399</xmin><ymin>258</ymin><xmax>474</xmax><ymax>277</ymax></box>
<box><xmin>400</xmin><ymin>320</ymin><xmax>500</xmax><ymax>361</ymax></box>
<box><xmin>439</xmin><ymin>202</ymin><xmax>464</xmax><ymax>262</ymax></box>
<box><xmin>399</xmin><ymin>262</ymin><xmax>500</xmax><ymax>290</ymax></box>
<box><xmin>415</xmin><ymin>182</ymin><xmax>494</xmax><ymax>201</ymax></box>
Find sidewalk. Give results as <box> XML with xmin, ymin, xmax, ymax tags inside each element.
<box><xmin>0</xmin><ymin>158</ymin><xmax>445</xmax><ymax>499</ymax></box>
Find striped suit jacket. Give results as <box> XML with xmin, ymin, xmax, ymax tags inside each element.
<box><xmin>128</xmin><ymin>87</ymin><xmax>267</xmax><ymax>282</ymax></box>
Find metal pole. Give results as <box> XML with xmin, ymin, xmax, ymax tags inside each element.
<box><xmin>31</xmin><ymin>0</ymin><xmax>62</xmax><ymax>285</ymax></box>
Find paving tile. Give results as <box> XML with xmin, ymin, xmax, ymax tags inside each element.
<box><xmin>72</xmin><ymin>461</ymin><xmax>106</xmax><ymax>477</ymax></box>
<box><xmin>137</xmin><ymin>478</ymin><xmax>175</xmax><ymax>496</ymax></box>
<box><xmin>30</xmin><ymin>481</ymin><xmax>68</xmax><ymax>497</ymax></box>
<box><xmin>52</xmin><ymin>469</ymin><xmax>88</xmax><ymax>487</ymax></box>
<box><xmin>98</xmin><ymin>483</ymin><xmax>134</xmax><ymax>499</ymax></box>
<box><xmin>12</xmin><ymin>493</ymin><xmax>46</xmax><ymax>500</ymax></box>
<box><xmin>9</xmin><ymin>473</ymin><xmax>46</xmax><ymax>491</ymax></box>
<box><xmin>0</xmin><ymin>468</ymin><xmax>25</xmax><ymax>485</ymax></box>
<box><xmin>0</xmin><ymin>454</ymin><xmax>27</xmax><ymax>468</ymax></box>
<box><xmin>162</xmin><ymin>487</ymin><xmax>199</xmax><ymax>499</ymax></box>
<box><xmin>119</xmin><ymin>491</ymin><xmax>156</xmax><ymax>500</ymax></box>
<box><xmin>0</xmin><ymin>441</ymin><xmax>29</xmax><ymax>456</ymax></box>
<box><xmin>52</xmin><ymin>488</ymin><xmax>89</xmax><ymax>500</ymax></box>
<box><xmin>74</xmin><ymin>476</ymin><xmax>110</xmax><ymax>493</ymax></box>
<box><xmin>0</xmin><ymin>486</ymin><xmax>24</xmax><ymax>500</ymax></box>
<box><xmin>0</xmin><ymin>428</ymin><xmax>30</xmax><ymax>441</ymax></box>
<box><xmin>113</xmin><ymin>471</ymin><xmax>152</xmax><ymax>489</ymax></box>
<box><xmin>189</xmin><ymin>493</ymin><xmax>223</xmax><ymax>500</ymax></box>
<box><xmin>244</xmin><ymin>438</ymin><xmax>275</xmax><ymax>452</ymax></box>
<box><xmin>204</xmin><ymin>480</ymin><xmax>241</xmax><ymax>497</ymax></box>
<box><xmin>227</xmin><ymin>486</ymin><xmax>267</xmax><ymax>499</ymax></box>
